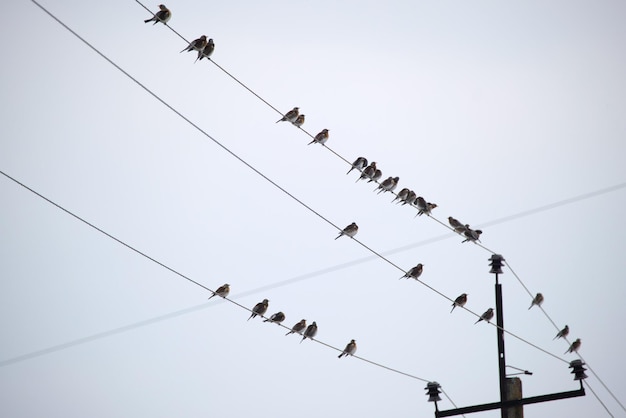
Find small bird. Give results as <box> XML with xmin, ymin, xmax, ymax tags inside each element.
<box><xmin>263</xmin><ymin>311</ymin><xmax>286</xmax><ymax>324</ymax></box>
<box><xmin>528</xmin><ymin>293</ymin><xmax>544</xmax><ymax>310</ymax></box>
<box><xmin>475</xmin><ymin>308</ymin><xmax>494</xmax><ymax>324</ymax></box>
<box><xmin>402</xmin><ymin>190</ymin><xmax>417</xmax><ymax>206</ymax></box>
<box><xmin>144</xmin><ymin>4</ymin><xmax>171</xmax><ymax>25</ymax></box>
<box><xmin>415</xmin><ymin>197</ymin><xmax>437</xmax><ymax>217</ymax></box>
<box><xmin>195</xmin><ymin>38</ymin><xmax>215</xmax><ymax>62</ymax></box>
<box><xmin>335</xmin><ymin>222</ymin><xmax>358</xmax><ymax>240</ymax></box>
<box><xmin>347</xmin><ymin>157</ymin><xmax>368</xmax><ymax>175</ymax></box>
<box><xmin>462</xmin><ymin>227</ymin><xmax>483</xmax><ymax>243</ymax></box>
<box><xmin>301</xmin><ymin>321</ymin><xmax>318</xmax><ymax>343</ymax></box>
<box><xmin>448</xmin><ymin>216</ymin><xmax>467</xmax><ymax>233</ymax></box>
<box><xmin>400</xmin><ymin>263</ymin><xmax>423</xmax><ymax>280</ymax></box>
<box><xmin>293</xmin><ymin>114</ymin><xmax>305</xmax><ymax>127</ymax></box>
<box><xmin>554</xmin><ymin>325</ymin><xmax>569</xmax><ymax>340</ymax></box>
<box><xmin>276</xmin><ymin>107</ymin><xmax>299</xmax><ymax>123</ymax></box>
<box><xmin>181</xmin><ymin>35</ymin><xmax>208</xmax><ymax>53</ymax></box>
<box><xmin>376</xmin><ymin>177</ymin><xmax>398</xmax><ymax>194</ymax></box>
<box><xmin>248</xmin><ymin>299</ymin><xmax>269</xmax><ymax>321</ymax></box>
<box><xmin>450</xmin><ymin>293</ymin><xmax>468</xmax><ymax>313</ymax></box>
<box><xmin>208</xmin><ymin>283</ymin><xmax>230</xmax><ymax>300</ymax></box>
<box><xmin>368</xmin><ymin>169</ymin><xmax>383</xmax><ymax>183</ymax></box>
<box><xmin>338</xmin><ymin>339</ymin><xmax>357</xmax><ymax>358</ymax></box>
<box><xmin>392</xmin><ymin>188</ymin><xmax>410</xmax><ymax>203</ymax></box>
<box><xmin>308</xmin><ymin>129</ymin><xmax>329</xmax><ymax>145</ymax></box>
<box><xmin>565</xmin><ymin>338</ymin><xmax>581</xmax><ymax>354</ymax></box>
<box><xmin>285</xmin><ymin>319</ymin><xmax>307</xmax><ymax>336</ymax></box>
<box><xmin>357</xmin><ymin>162</ymin><xmax>377</xmax><ymax>183</ymax></box>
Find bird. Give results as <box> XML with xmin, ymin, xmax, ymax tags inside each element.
<box><xmin>144</xmin><ymin>4</ymin><xmax>171</xmax><ymax>25</ymax></box>
<box><xmin>392</xmin><ymin>188</ymin><xmax>410</xmax><ymax>204</ymax></box>
<box><xmin>375</xmin><ymin>176</ymin><xmax>398</xmax><ymax>194</ymax></box>
<box><xmin>276</xmin><ymin>107</ymin><xmax>299</xmax><ymax>123</ymax></box>
<box><xmin>338</xmin><ymin>339</ymin><xmax>357</xmax><ymax>358</ymax></box>
<box><xmin>565</xmin><ymin>338</ymin><xmax>581</xmax><ymax>354</ymax></box>
<box><xmin>554</xmin><ymin>325</ymin><xmax>569</xmax><ymax>340</ymax></box>
<box><xmin>450</xmin><ymin>293</ymin><xmax>468</xmax><ymax>313</ymax></box>
<box><xmin>247</xmin><ymin>299</ymin><xmax>269</xmax><ymax>321</ymax></box>
<box><xmin>368</xmin><ymin>169</ymin><xmax>382</xmax><ymax>183</ymax></box>
<box><xmin>308</xmin><ymin>129</ymin><xmax>329</xmax><ymax>145</ymax></box>
<box><xmin>402</xmin><ymin>190</ymin><xmax>417</xmax><ymax>206</ymax></box>
<box><xmin>400</xmin><ymin>263</ymin><xmax>423</xmax><ymax>280</ymax></box>
<box><xmin>285</xmin><ymin>319</ymin><xmax>307</xmax><ymax>336</ymax></box>
<box><xmin>195</xmin><ymin>38</ymin><xmax>215</xmax><ymax>62</ymax></box>
<box><xmin>528</xmin><ymin>293</ymin><xmax>544</xmax><ymax>310</ymax></box>
<box><xmin>448</xmin><ymin>216</ymin><xmax>467</xmax><ymax>233</ymax></box>
<box><xmin>208</xmin><ymin>283</ymin><xmax>230</xmax><ymax>300</ymax></box>
<box><xmin>475</xmin><ymin>308</ymin><xmax>494</xmax><ymax>324</ymax></box>
<box><xmin>462</xmin><ymin>227</ymin><xmax>482</xmax><ymax>243</ymax></box>
<box><xmin>293</xmin><ymin>114</ymin><xmax>305</xmax><ymax>127</ymax></box>
<box><xmin>357</xmin><ymin>162</ymin><xmax>377</xmax><ymax>183</ymax></box>
<box><xmin>181</xmin><ymin>35</ymin><xmax>208</xmax><ymax>53</ymax></box>
<box><xmin>335</xmin><ymin>222</ymin><xmax>358</xmax><ymax>240</ymax></box>
<box><xmin>263</xmin><ymin>311</ymin><xmax>286</xmax><ymax>324</ymax></box>
<box><xmin>301</xmin><ymin>321</ymin><xmax>318</xmax><ymax>343</ymax></box>
<box><xmin>347</xmin><ymin>157</ymin><xmax>368</xmax><ymax>175</ymax></box>
<box><xmin>415</xmin><ymin>197</ymin><xmax>437</xmax><ymax>217</ymax></box>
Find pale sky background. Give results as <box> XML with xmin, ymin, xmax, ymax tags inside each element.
<box><xmin>1</xmin><ymin>1</ymin><xmax>625</xmax><ymax>417</ymax></box>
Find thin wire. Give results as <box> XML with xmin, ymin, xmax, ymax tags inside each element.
<box><xmin>33</xmin><ymin>1</ymin><xmax>624</xmax><ymax>411</ymax></box>
<box><xmin>584</xmin><ymin>381</ymin><xmax>616</xmax><ymax>418</ymax></box>
<box><xmin>0</xmin><ymin>168</ymin><xmax>431</xmax><ymax>384</ymax></box>
<box><xmin>34</xmin><ymin>0</ymin><xmax>595</xmax><ymax>375</ymax></box>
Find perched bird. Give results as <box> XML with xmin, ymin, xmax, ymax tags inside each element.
<box><xmin>181</xmin><ymin>35</ymin><xmax>208</xmax><ymax>53</ymax></box>
<box><xmin>392</xmin><ymin>188</ymin><xmax>410</xmax><ymax>204</ymax></box>
<box><xmin>402</xmin><ymin>190</ymin><xmax>417</xmax><ymax>206</ymax></box>
<box><xmin>554</xmin><ymin>325</ymin><xmax>569</xmax><ymax>340</ymax></box>
<box><xmin>448</xmin><ymin>216</ymin><xmax>467</xmax><ymax>233</ymax></box>
<box><xmin>475</xmin><ymin>308</ymin><xmax>494</xmax><ymax>324</ymax></box>
<box><xmin>195</xmin><ymin>38</ymin><xmax>215</xmax><ymax>62</ymax></box>
<box><xmin>144</xmin><ymin>4</ymin><xmax>171</xmax><ymax>25</ymax></box>
<box><xmin>347</xmin><ymin>157</ymin><xmax>368</xmax><ymax>175</ymax></box>
<box><xmin>285</xmin><ymin>319</ymin><xmax>307</xmax><ymax>336</ymax></box>
<box><xmin>208</xmin><ymin>283</ymin><xmax>230</xmax><ymax>300</ymax></box>
<box><xmin>308</xmin><ymin>129</ymin><xmax>329</xmax><ymax>145</ymax></box>
<box><xmin>338</xmin><ymin>339</ymin><xmax>357</xmax><ymax>358</ymax></box>
<box><xmin>376</xmin><ymin>177</ymin><xmax>399</xmax><ymax>194</ymax></box>
<box><xmin>400</xmin><ymin>263</ymin><xmax>423</xmax><ymax>280</ymax></box>
<box><xmin>368</xmin><ymin>169</ymin><xmax>382</xmax><ymax>183</ymax></box>
<box><xmin>462</xmin><ymin>227</ymin><xmax>483</xmax><ymax>243</ymax></box>
<box><xmin>248</xmin><ymin>299</ymin><xmax>269</xmax><ymax>321</ymax></box>
<box><xmin>293</xmin><ymin>114</ymin><xmax>305</xmax><ymax>127</ymax></box>
<box><xmin>415</xmin><ymin>197</ymin><xmax>437</xmax><ymax>217</ymax></box>
<box><xmin>301</xmin><ymin>321</ymin><xmax>318</xmax><ymax>343</ymax></box>
<box><xmin>263</xmin><ymin>311</ymin><xmax>286</xmax><ymax>324</ymax></box>
<box><xmin>357</xmin><ymin>162</ymin><xmax>377</xmax><ymax>183</ymax></box>
<box><xmin>565</xmin><ymin>338</ymin><xmax>581</xmax><ymax>354</ymax></box>
<box><xmin>528</xmin><ymin>293</ymin><xmax>544</xmax><ymax>310</ymax></box>
<box><xmin>450</xmin><ymin>293</ymin><xmax>468</xmax><ymax>313</ymax></box>
<box><xmin>335</xmin><ymin>222</ymin><xmax>358</xmax><ymax>240</ymax></box>
<box><xmin>276</xmin><ymin>107</ymin><xmax>299</xmax><ymax>123</ymax></box>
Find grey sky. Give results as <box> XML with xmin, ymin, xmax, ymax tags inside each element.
<box><xmin>1</xmin><ymin>1</ymin><xmax>625</xmax><ymax>417</ymax></box>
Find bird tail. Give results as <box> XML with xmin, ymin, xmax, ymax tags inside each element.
<box><xmin>450</xmin><ymin>306</ymin><xmax>455</xmax><ymax>313</ymax></box>
<box><xmin>338</xmin><ymin>353</ymin><xmax>344</xmax><ymax>358</ymax></box>
<box><xmin>334</xmin><ymin>234</ymin><xmax>341</xmax><ymax>240</ymax></box>
<box><xmin>285</xmin><ymin>331</ymin><xmax>293</xmax><ymax>336</ymax></box>
<box><xmin>144</xmin><ymin>18</ymin><xmax>152</xmax><ymax>23</ymax></box>
<box><xmin>346</xmin><ymin>168</ymin><xmax>354</xmax><ymax>175</ymax></box>
<box><xmin>474</xmin><ymin>319</ymin><xmax>481</xmax><ymax>324</ymax></box>
<box><xmin>307</xmin><ymin>140</ymin><xmax>314</xmax><ymax>145</ymax></box>
<box><xmin>208</xmin><ymin>293</ymin><xmax>215</xmax><ymax>300</ymax></box>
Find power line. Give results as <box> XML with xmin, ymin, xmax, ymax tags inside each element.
<box><xmin>29</xmin><ymin>1</ymin><xmax>623</xmax><ymax>413</ymax></box>
<box><xmin>31</xmin><ymin>0</ymin><xmax>610</xmax><ymax>381</ymax></box>
<box><xmin>0</xmin><ymin>167</ymin><xmax>431</xmax><ymax>385</ymax></box>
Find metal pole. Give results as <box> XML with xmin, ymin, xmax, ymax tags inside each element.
<box><xmin>495</xmin><ymin>273</ymin><xmax>507</xmax><ymax>418</ymax></box>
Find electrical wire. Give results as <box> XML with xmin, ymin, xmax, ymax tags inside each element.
<box><xmin>28</xmin><ymin>1</ymin><xmax>623</xmax><ymax>413</ymax></box>
<box><xmin>131</xmin><ymin>7</ymin><xmax>626</xmax><ymax>412</ymax></box>
<box><xmin>31</xmin><ymin>0</ymin><xmax>610</xmax><ymax>384</ymax></box>
<box><xmin>0</xmin><ymin>167</ymin><xmax>433</xmax><ymax>386</ymax></box>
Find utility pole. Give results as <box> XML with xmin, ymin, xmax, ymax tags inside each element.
<box><xmin>426</xmin><ymin>254</ymin><xmax>586</xmax><ymax>417</ymax></box>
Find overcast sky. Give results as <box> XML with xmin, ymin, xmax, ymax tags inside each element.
<box><xmin>1</xmin><ymin>1</ymin><xmax>625</xmax><ymax>417</ymax></box>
